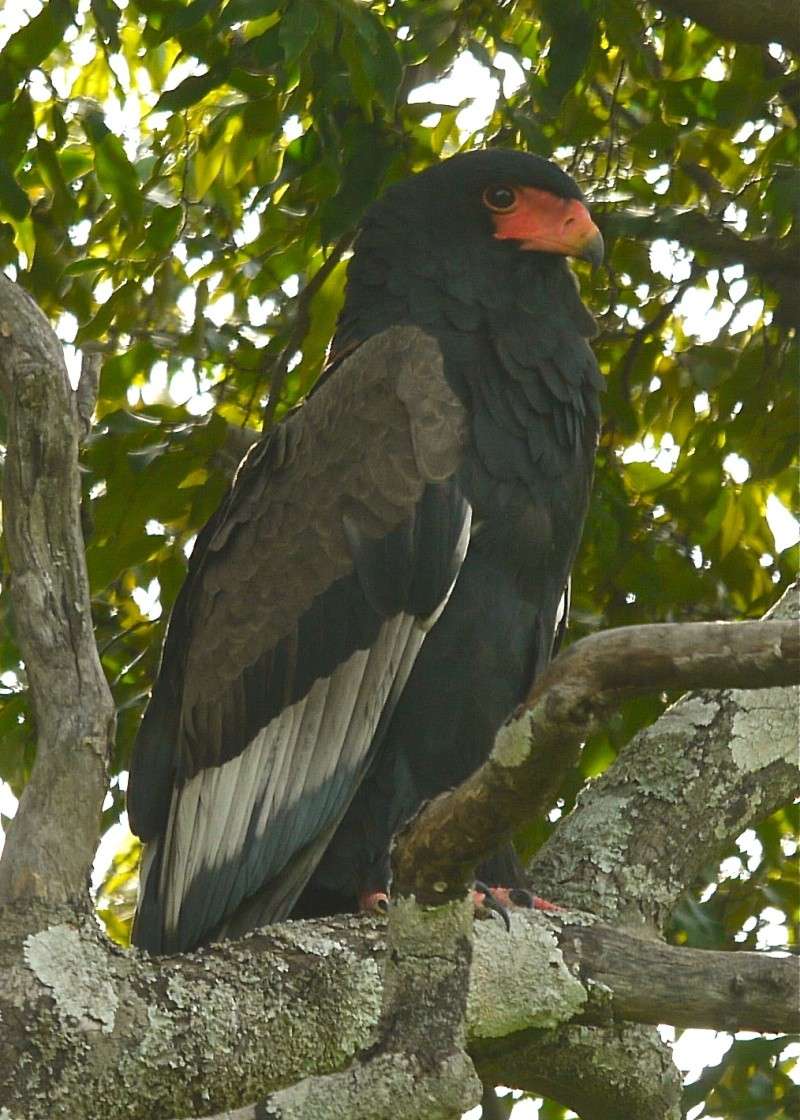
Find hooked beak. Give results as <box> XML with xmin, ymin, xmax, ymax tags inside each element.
<box><xmin>577</xmin><ymin>227</ymin><xmax>604</xmax><ymax>267</ymax></box>
<box><xmin>491</xmin><ymin>188</ymin><xmax>604</xmax><ymax>266</ymax></box>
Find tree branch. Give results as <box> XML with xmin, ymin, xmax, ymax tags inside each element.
<box><xmin>0</xmin><ymin>276</ymin><xmax>115</xmax><ymax>915</ymax></box>
<box><xmin>473</xmin><ymin>1022</ymin><xmax>682</xmax><ymax>1120</ymax></box>
<box><xmin>1</xmin><ymin>905</ymin><xmax>794</xmax><ymax>1119</ymax></box>
<box><xmin>598</xmin><ymin>209</ymin><xmax>800</xmax><ymax>324</ymax></box>
<box><xmin>531</xmin><ymin>584</ymin><xmax>799</xmax><ymax>927</ymax></box>
<box><xmin>76</xmin><ymin>350</ymin><xmax>102</xmax><ymax>443</ymax></box>
<box><xmin>557</xmin><ymin>922</ymin><xmax>799</xmax><ymax>1034</ymax></box>
<box><xmin>658</xmin><ymin>0</ymin><xmax>800</xmax><ymax>54</ymax></box>
<box><xmin>475</xmin><ymin>585</ymin><xmax>799</xmax><ymax>1118</ymax></box>
<box><xmin>393</xmin><ymin>615</ymin><xmax>799</xmax><ymax>906</ymax></box>
<box><xmin>260</xmin><ymin>230</ymin><xmax>353</xmax><ymax>430</ymax></box>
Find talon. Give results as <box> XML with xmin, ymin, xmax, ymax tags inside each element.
<box><xmin>473</xmin><ymin>884</ymin><xmax>563</xmax><ymax>926</ymax></box>
<box><xmin>473</xmin><ymin>881</ymin><xmax>511</xmax><ymax>931</ymax></box>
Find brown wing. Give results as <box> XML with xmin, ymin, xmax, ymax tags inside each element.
<box><xmin>128</xmin><ymin>326</ymin><xmax>470</xmax><ymax>952</ymax></box>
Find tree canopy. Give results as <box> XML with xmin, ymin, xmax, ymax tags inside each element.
<box><xmin>0</xmin><ymin>1</ymin><xmax>797</xmax><ymax>1117</ymax></box>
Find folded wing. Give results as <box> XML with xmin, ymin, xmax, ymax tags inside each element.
<box><xmin>128</xmin><ymin>326</ymin><xmax>470</xmax><ymax>952</ymax></box>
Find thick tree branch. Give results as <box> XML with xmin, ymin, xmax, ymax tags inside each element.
<box><xmin>393</xmin><ymin>615</ymin><xmax>799</xmax><ymax>906</ymax></box>
<box><xmin>1</xmin><ymin>904</ymin><xmax>794</xmax><ymax>1119</ymax></box>
<box><xmin>199</xmin><ymin>898</ymin><xmax>482</xmax><ymax>1120</ymax></box>
<box><xmin>657</xmin><ymin>0</ymin><xmax>800</xmax><ymax>54</ymax></box>
<box><xmin>0</xmin><ymin>276</ymin><xmax>115</xmax><ymax>914</ymax></box>
<box><xmin>557</xmin><ymin>922</ymin><xmax>798</xmax><ymax>1034</ymax></box>
<box><xmin>473</xmin><ymin>1022</ymin><xmax>682</xmax><ymax>1120</ymax></box>
<box><xmin>599</xmin><ymin>210</ymin><xmax>800</xmax><ymax>279</ymax></box>
<box><xmin>493</xmin><ymin>586</ymin><xmax>799</xmax><ymax>1117</ymax></box>
<box><xmin>531</xmin><ymin>584</ymin><xmax>799</xmax><ymax>927</ymax></box>
<box><xmin>191</xmin><ymin>1052</ymin><xmax>478</xmax><ymax>1120</ymax></box>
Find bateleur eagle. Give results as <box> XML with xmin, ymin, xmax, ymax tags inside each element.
<box><xmin>128</xmin><ymin>149</ymin><xmax>604</xmax><ymax>953</ymax></box>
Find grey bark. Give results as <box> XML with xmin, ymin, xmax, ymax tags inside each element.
<box><xmin>0</xmin><ymin>276</ymin><xmax>116</xmax><ymax>914</ymax></box>
<box><xmin>0</xmin><ymin>901</ymin><xmax>795</xmax><ymax>1120</ymax></box>
<box><xmin>509</xmin><ymin>584</ymin><xmax>799</xmax><ymax>1117</ymax></box>
<box><xmin>530</xmin><ymin>586</ymin><xmax>799</xmax><ymax>928</ymax></box>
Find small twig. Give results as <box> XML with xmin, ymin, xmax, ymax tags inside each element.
<box><xmin>261</xmin><ymin>229</ymin><xmax>354</xmax><ymax>431</ymax></box>
<box><xmin>617</xmin><ymin>265</ymin><xmax>701</xmax><ymax>403</ymax></box>
<box><xmin>602</xmin><ymin>61</ymin><xmax>626</xmax><ymax>186</ymax></box>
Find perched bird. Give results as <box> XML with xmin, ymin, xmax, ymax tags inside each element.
<box><xmin>128</xmin><ymin>149</ymin><xmax>604</xmax><ymax>953</ymax></box>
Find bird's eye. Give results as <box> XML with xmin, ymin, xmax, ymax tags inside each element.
<box><xmin>483</xmin><ymin>185</ymin><xmax>518</xmax><ymax>213</ymax></box>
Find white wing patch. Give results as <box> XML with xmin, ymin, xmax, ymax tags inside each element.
<box><xmin>156</xmin><ymin>612</ymin><xmax>424</xmax><ymax>946</ymax></box>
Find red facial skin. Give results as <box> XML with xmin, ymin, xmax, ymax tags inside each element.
<box><xmin>488</xmin><ymin>186</ymin><xmax>603</xmax><ymax>261</ymax></box>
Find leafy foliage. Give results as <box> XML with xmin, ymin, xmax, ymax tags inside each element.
<box><xmin>0</xmin><ymin>1</ymin><xmax>797</xmax><ymax>1115</ymax></box>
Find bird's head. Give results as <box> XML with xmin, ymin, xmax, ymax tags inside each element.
<box><xmin>374</xmin><ymin>149</ymin><xmax>604</xmax><ymax>267</ymax></box>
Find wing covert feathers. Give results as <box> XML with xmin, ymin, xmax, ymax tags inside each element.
<box><xmin>182</xmin><ymin>326</ymin><xmax>466</xmax><ymax>717</ymax></box>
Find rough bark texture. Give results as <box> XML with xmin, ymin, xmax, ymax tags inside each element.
<box><xmin>502</xmin><ymin>584</ymin><xmax>800</xmax><ymax>1116</ymax></box>
<box><xmin>1</xmin><ymin>901</ymin><xmax>795</xmax><ymax>1119</ymax></box>
<box><xmin>530</xmin><ymin>586</ymin><xmax>799</xmax><ymax>928</ymax></box>
<box><xmin>473</xmin><ymin>1022</ymin><xmax>684</xmax><ymax>1120</ymax></box>
<box><xmin>556</xmin><ymin>922</ymin><xmax>799</xmax><ymax>1033</ymax></box>
<box><xmin>0</xmin><ymin>275</ymin><xmax>116</xmax><ymax>914</ymax></box>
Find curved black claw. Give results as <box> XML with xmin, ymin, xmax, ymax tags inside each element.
<box><xmin>474</xmin><ymin>881</ymin><xmax>511</xmax><ymax>932</ymax></box>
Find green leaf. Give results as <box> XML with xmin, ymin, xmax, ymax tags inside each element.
<box><xmin>0</xmin><ymin>90</ymin><xmax>34</xmax><ymax>171</ymax></box>
<box><xmin>58</xmin><ymin>146</ymin><xmax>94</xmax><ymax>182</ymax></box>
<box><xmin>0</xmin><ymin>0</ymin><xmax>75</xmax><ymax>100</ymax></box>
<box><xmin>318</xmin><ymin>125</ymin><xmax>394</xmax><ymax>242</ymax></box>
<box><xmin>231</xmin><ymin>27</ymin><xmax>283</xmax><ymax>71</ymax></box>
<box><xmin>64</xmin><ymin>258</ymin><xmax>113</xmax><ymax>276</ymax></box>
<box><xmin>75</xmin><ymin>280</ymin><xmax>138</xmax><ymax>344</ymax></box>
<box><xmin>221</xmin><ymin>0</ymin><xmax>282</xmax><ymax>24</ymax></box>
<box><xmin>193</xmin><ymin>134</ymin><xmax>229</xmax><ymax>198</ymax></box>
<box><xmin>0</xmin><ymin>159</ymin><xmax>29</xmax><ymax>221</ymax></box>
<box><xmin>326</xmin><ymin>0</ymin><xmax>402</xmax><ymax>112</ymax></box>
<box><xmin>153</xmin><ymin>64</ymin><xmax>231</xmax><ymax>112</ymax></box>
<box><xmin>278</xmin><ymin>0</ymin><xmax>319</xmax><ymax>65</ymax></box>
<box><xmin>35</xmin><ymin>137</ymin><xmax>74</xmax><ymax>219</ymax></box>
<box><xmin>84</xmin><ymin>112</ymin><xmax>143</xmax><ymax>225</ymax></box>
<box><xmin>159</xmin><ymin>0</ymin><xmax>222</xmax><ymax>41</ymax></box>
<box><xmin>90</xmin><ymin>0</ymin><xmax>122</xmax><ymax>50</ymax></box>
<box><xmin>539</xmin><ymin>0</ymin><xmax>595</xmax><ymax>112</ymax></box>
<box><xmin>144</xmin><ymin>204</ymin><xmax>183</xmax><ymax>252</ymax></box>
<box><xmin>100</xmin><ymin>343</ymin><xmax>159</xmax><ymax>403</ymax></box>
